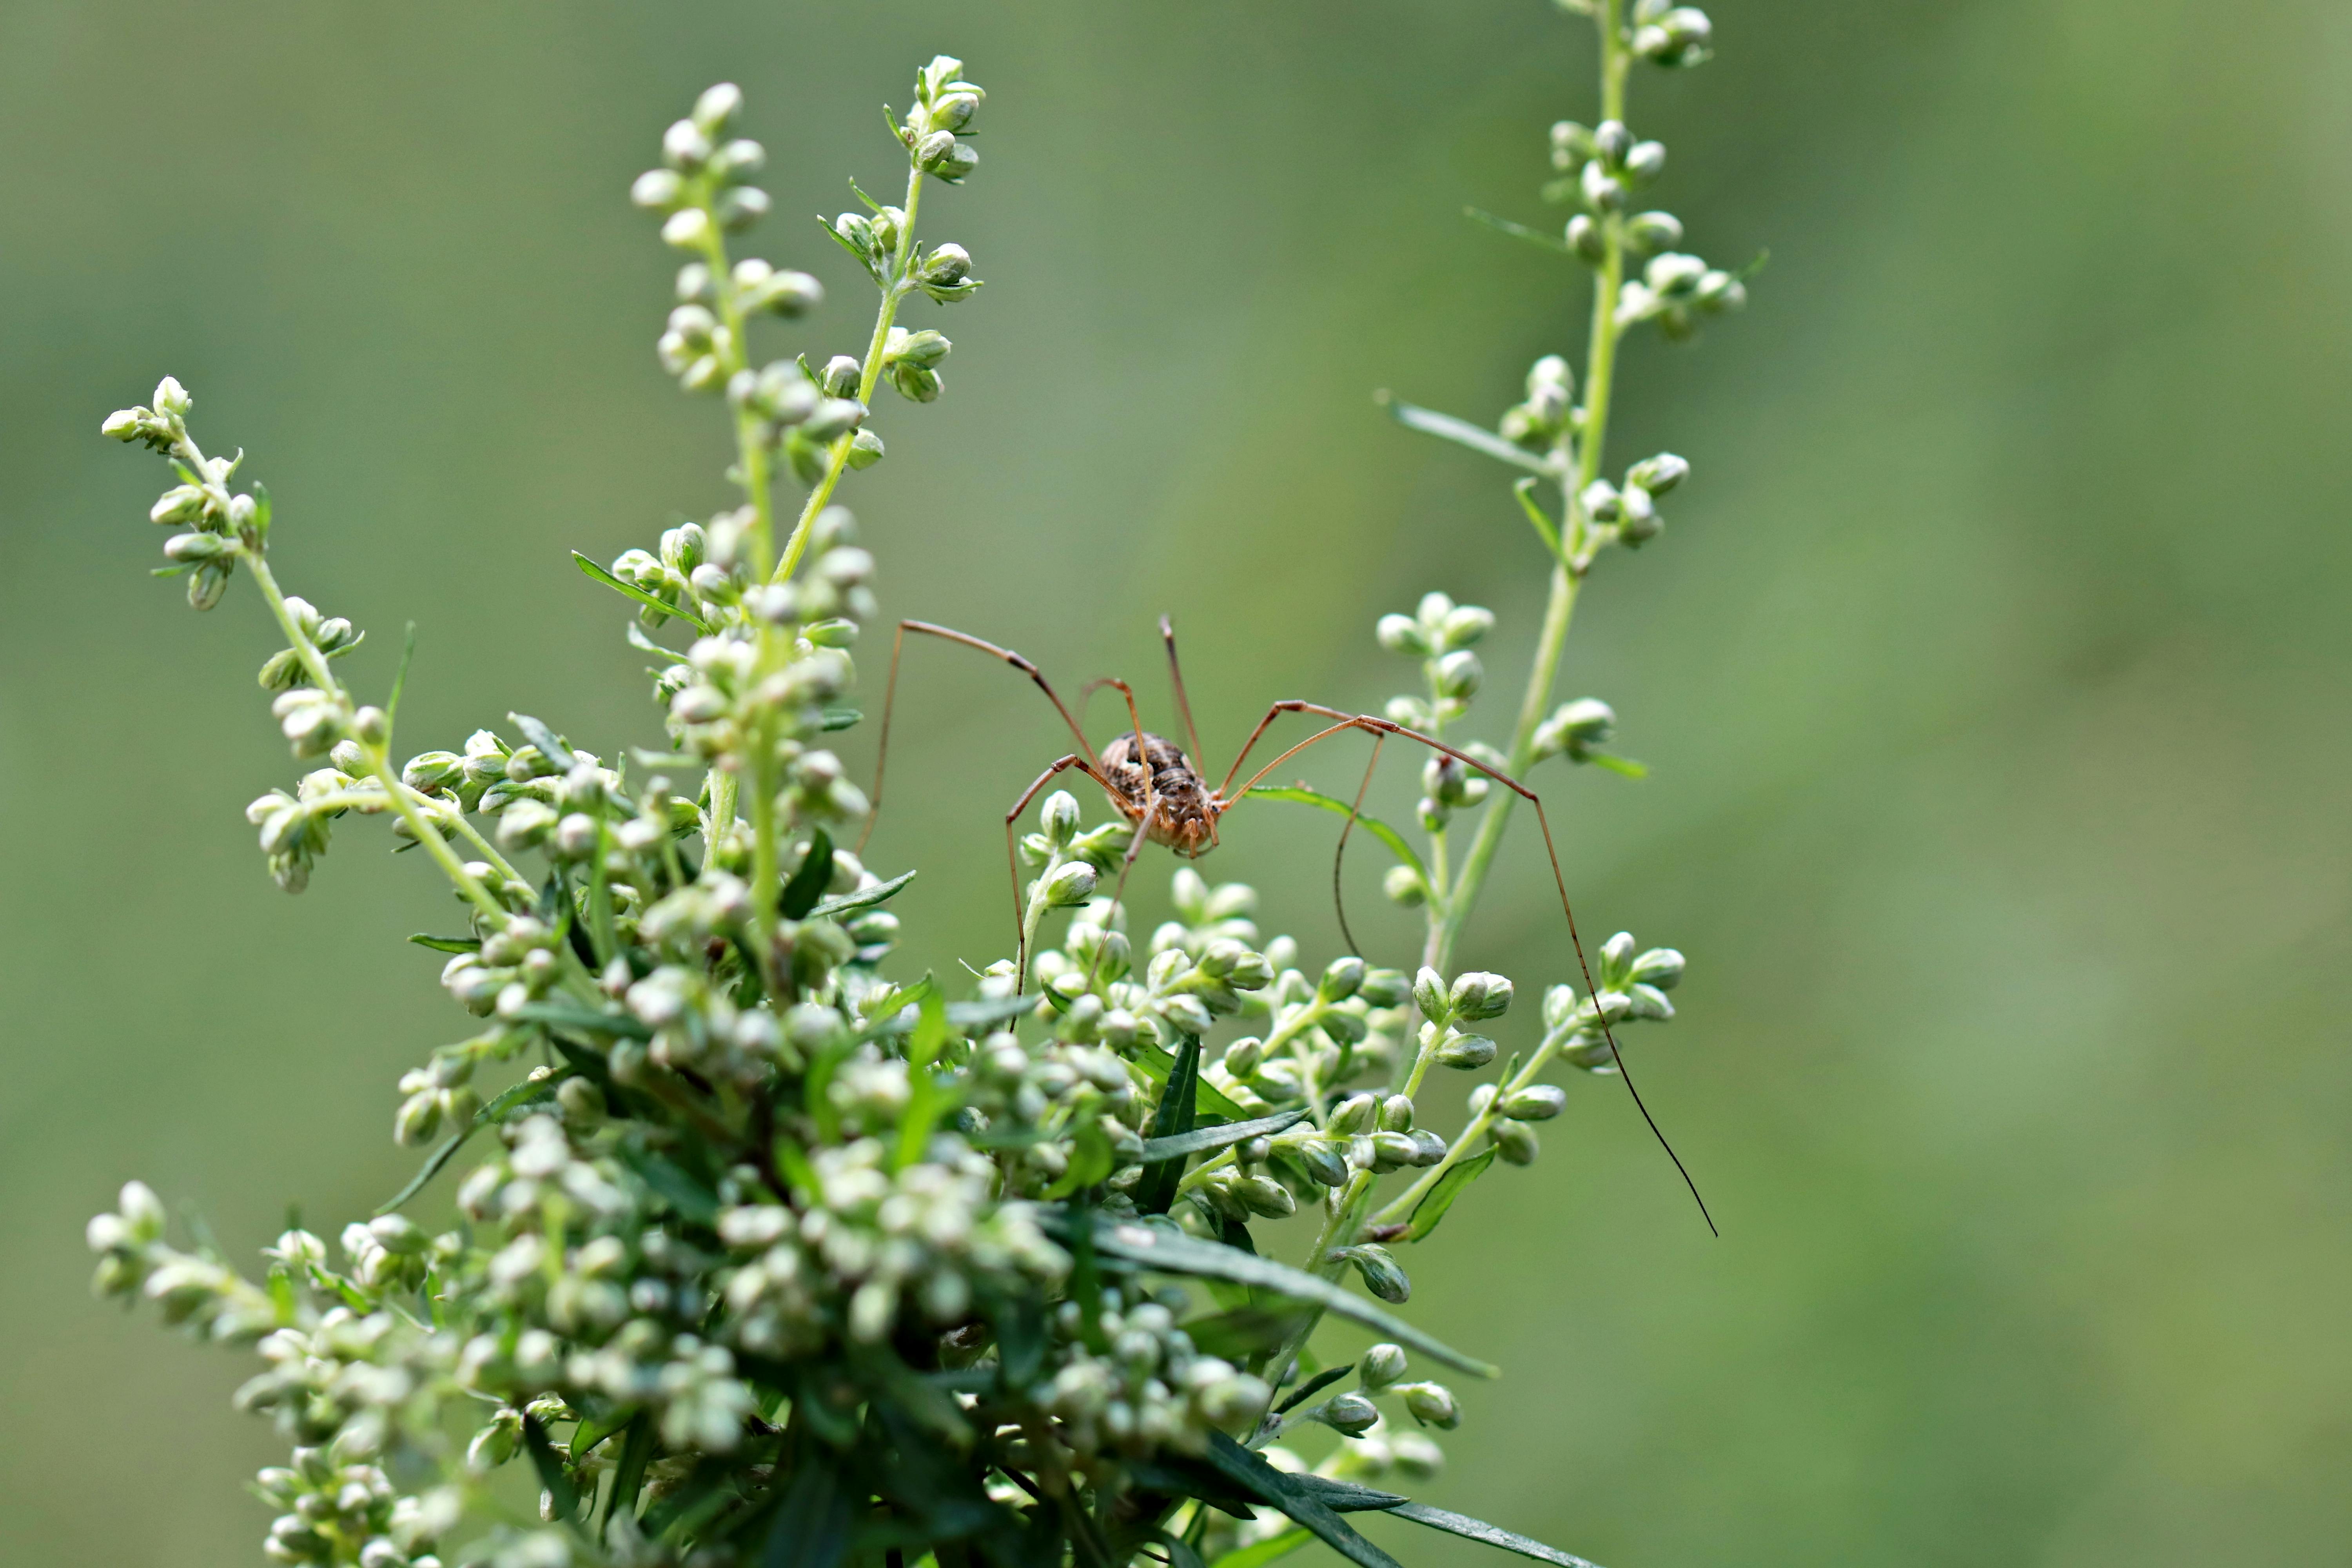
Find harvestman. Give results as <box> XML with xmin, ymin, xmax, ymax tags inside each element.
<box><xmin>861</xmin><ymin>616</ymin><xmax>1713</xmax><ymax>1231</ymax></box>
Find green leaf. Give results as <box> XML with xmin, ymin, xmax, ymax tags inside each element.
<box><xmin>387</xmin><ymin>621</ymin><xmax>417</xmax><ymax>731</ymax></box>
<box><xmin>1402</xmin><ymin>1148</ymin><xmax>1497</xmax><ymax>1243</ymax></box>
<box><xmin>1243</xmin><ymin>788</ymin><xmax>1428</xmax><ymax>884</ymax></box>
<box><xmin>373</xmin><ymin>1073</ymin><xmax>566</xmax><ymax>1216</ymax></box>
<box><xmin>571</xmin><ymin>550</ymin><xmax>712</xmax><ymax>633</ymax></box>
<box><xmin>1140</xmin><ymin>1107</ymin><xmax>1310</xmax><ymax>1165</ymax></box>
<box><xmin>1386</xmin><ymin>1503</ymin><xmax>1606</xmax><ymax>1568</ymax></box>
<box><xmin>1514</xmin><ymin>476</ymin><xmax>1566</xmax><ymax>562</ymax></box>
<box><xmin>1209</xmin><ymin>1528</ymin><xmax>1312</xmax><ymax>1568</ymax></box>
<box><xmin>508</xmin><ymin>712</ymin><xmax>578</xmax><ymax>771</ymax></box>
<box><xmin>1049</xmin><ymin>1213</ymin><xmax>1496</xmax><ymax>1377</ymax></box>
<box><xmin>521</xmin><ymin>1414</ymin><xmax>580</xmax><ymax>1521</ymax></box>
<box><xmin>1463</xmin><ymin>205</ymin><xmax>1574</xmax><ymax>254</ymax></box>
<box><xmin>1136</xmin><ymin>1036</ymin><xmax>1202</xmax><ymax>1216</ymax></box>
<box><xmin>604</xmin><ymin>1413</ymin><xmax>656</xmax><ymax>1537</ymax></box>
<box><xmin>1272</xmin><ymin>1363</ymin><xmax>1353</xmax><ymax>1416</ymax></box>
<box><xmin>1181</xmin><ymin>1307</ymin><xmax>1310</xmax><ymax>1361</ymax></box>
<box><xmin>819</xmin><ymin>706</ymin><xmax>861</xmax><ymax>732</ymax></box>
<box><xmin>511</xmin><ymin>1002</ymin><xmax>654</xmax><ymax>1040</ymax></box>
<box><xmin>1285</xmin><ymin>1474</ymin><xmax>1411</xmax><ymax>1513</ymax></box>
<box><xmin>943</xmin><ymin>993</ymin><xmax>1044</xmax><ymax>1031</ymax></box>
<box><xmin>1043</xmin><ymin>1121</ymin><xmax>1115</xmax><ymax>1200</ymax></box>
<box><xmin>406</xmin><ymin>933</ymin><xmax>480</xmax><ymax>954</ymax></box>
<box><xmin>779</xmin><ymin>827</ymin><xmax>834</xmax><ymax>919</ymax></box>
<box><xmin>806</xmin><ymin>869</ymin><xmax>915</xmax><ymax>922</ymax></box>
<box><xmin>1588</xmin><ymin>752</ymin><xmax>1649</xmax><ymax>779</ymax></box>
<box><xmin>762</xmin><ymin>1455</ymin><xmax>853</xmax><ymax>1568</ymax></box>
<box><xmin>626</xmin><ymin>619</ymin><xmax>692</xmax><ymax>664</ymax></box>
<box><xmin>1131</xmin><ymin>1039</ymin><xmax>1247</xmax><ymax>1120</ymax></box>
<box><xmin>1377</xmin><ymin>392</ymin><xmax>1564</xmax><ymax>478</ymax></box>
<box><xmin>1199</xmin><ymin>1433</ymin><xmax>1401</xmax><ymax>1568</ymax></box>
<box><xmin>621</xmin><ymin>1148</ymin><xmax>721</xmax><ymax>1225</ymax></box>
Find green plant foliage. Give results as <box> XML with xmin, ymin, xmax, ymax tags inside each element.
<box><xmin>82</xmin><ymin>4</ymin><xmax>1742</xmax><ymax>1562</ymax></box>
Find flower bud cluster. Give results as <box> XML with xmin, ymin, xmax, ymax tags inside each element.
<box><xmin>103</xmin><ymin>377</ymin><xmax>272</xmax><ymax>610</ymax></box>
<box><xmin>1030</xmin><ymin>1285</ymin><xmax>1270</xmax><ymax>1459</ymax></box>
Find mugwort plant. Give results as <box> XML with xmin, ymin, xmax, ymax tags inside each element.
<box><xmin>88</xmin><ymin>7</ymin><xmax>1744</xmax><ymax>1565</ymax></box>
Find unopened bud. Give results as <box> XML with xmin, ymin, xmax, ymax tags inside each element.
<box><xmin>1399</xmin><ymin>1381</ymin><xmax>1460</xmax><ymax>1429</ymax></box>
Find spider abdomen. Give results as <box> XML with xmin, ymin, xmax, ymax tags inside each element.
<box><xmin>1098</xmin><ymin>731</ymin><xmax>1218</xmax><ymax>857</ymax></box>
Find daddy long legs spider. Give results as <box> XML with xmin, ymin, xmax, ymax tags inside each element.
<box><xmin>861</xmin><ymin>615</ymin><xmax>1713</xmax><ymax>1232</ymax></box>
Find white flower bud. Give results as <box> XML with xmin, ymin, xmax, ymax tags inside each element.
<box><xmin>693</xmin><ymin>82</ymin><xmax>743</xmax><ymax>132</ymax></box>
<box><xmin>1448</xmin><ymin>971</ymin><xmax>1513</xmax><ymax>1021</ymax></box>
<box><xmin>1359</xmin><ymin>1343</ymin><xmax>1408</xmax><ymax>1392</ymax></box>
<box><xmin>1383</xmin><ymin>864</ymin><xmax>1427</xmax><ymax>907</ymax></box>
<box><xmin>661</xmin><ymin>207</ymin><xmax>717</xmax><ymax>251</ymax></box>
<box><xmin>1399</xmin><ymin>1381</ymin><xmax>1460</xmax><ymax>1429</ymax></box>
<box><xmin>1042</xmin><ymin>861</ymin><xmax>1099</xmax><ymax>908</ymax></box>
<box><xmin>1377</xmin><ymin>613</ymin><xmax>1432</xmax><ymax>656</ymax></box>
<box><xmin>631</xmin><ymin>168</ymin><xmax>682</xmax><ymax>209</ymax></box>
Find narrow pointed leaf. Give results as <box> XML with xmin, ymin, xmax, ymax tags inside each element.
<box><xmin>1272</xmin><ymin>1363</ymin><xmax>1353</xmax><ymax>1416</ymax></box>
<box><xmin>1377</xmin><ymin>393</ymin><xmax>1564</xmax><ymax>478</ymax></box>
<box><xmin>1050</xmin><ymin>1214</ymin><xmax>1496</xmax><ymax>1376</ymax></box>
<box><xmin>571</xmin><ymin>550</ymin><xmax>713</xmax><ymax>633</ymax></box>
<box><xmin>1464</xmin><ymin>205</ymin><xmax>1574</xmax><ymax>254</ymax></box>
<box><xmin>778</xmin><ymin>827</ymin><xmax>834</xmax><ymax>918</ymax></box>
<box><xmin>406</xmin><ymin>933</ymin><xmax>480</xmax><ymax>954</ymax></box>
<box><xmin>1208</xmin><ymin>1528</ymin><xmax>1312</xmax><ymax>1568</ymax></box>
<box><xmin>1243</xmin><ymin>788</ymin><xmax>1428</xmax><ymax>882</ymax></box>
<box><xmin>508</xmin><ymin>713</ymin><xmax>577</xmax><ymax>771</ymax></box>
<box><xmin>944</xmin><ymin>993</ymin><xmax>1045</xmax><ymax>1031</ymax></box>
<box><xmin>521</xmin><ymin>1414</ymin><xmax>580</xmax><ymax>1520</ymax></box>
<box><xmin>510</xmin><ymin>1002</ymin><xmax>653</xmax><ymax>1040</ymax></box>
<box><xmin>1200</xmin><ymin>1433</ymin><xmax>1401</xmax><ymax>1568</ymax></box>
<box><xmin>1140</xmin><ymin>1107</ymin><xmax>1311</xmax><ymax>1164</ymax></box>
<box><xmin>1402</xmin><ymin>1148</ymin><xmax>1497</xmax><ymax>1243</ymax></box>
<box><xmin>374</xmin><ymin>1073</ymin><xmax>567</xmax><ymax>1215</ymax></box>
<box><xmin>1386</xmin><ymin>1503</ymin><xmax>1606</xmax><ymax>1568</ymax></box>
<box><xmin>806</xmin><ymin>869</ymin><xmax>915</xmax><ymax>922</ymax></box>
<box><xmin>1136</xmin><ymin>1036</ymin><xmax>1201</xmax><ymax>1214</ymax></box>
<box><xmin>762</xmin><ymin>1454</ymin><xmax>853</xmax><ymax>1568</ymax></box>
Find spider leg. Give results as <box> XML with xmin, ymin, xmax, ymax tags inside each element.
<box><xmin>1073</xmin><ymin>674</ymin><xmax>1161</xmax><ymax>993</ymax></box>
<box><xmin>1328</xmin><ymin>731</ymin><xmax>1386</xmax><ymax>960</ymax></box>
<box><xmin>1004</xmin><ymin>752</ymin><xmax>1125</xmax><ymax>994</ymax></box>
<box><xmin>1220</xmin><ymin>700</ymin><xmax>1716</xmax><ymax>1235</ymax></box>
<box><xmin>1160</xmin><ymin>615</ymin><xmax>1207</xmax><ymax>769</ymax></box>
<box><xmin>861</xmin><ymin>619</ymin><xmax>1099</xmax><ymax>854</ymax></box>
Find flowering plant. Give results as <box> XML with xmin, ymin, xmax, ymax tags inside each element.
<box><xmin>88</xmin><ymin>8</ymin><xmax>1741</xmax><ymax>1566</ymax></box>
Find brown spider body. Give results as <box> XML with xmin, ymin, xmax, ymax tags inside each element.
<box><xmin>1098</xmin><ymin>731</ymin><xmax>1220</xmax><ymax>858</ymax></box>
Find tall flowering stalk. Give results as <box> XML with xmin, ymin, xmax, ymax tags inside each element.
<box><xmin>86</xmin><ymin>11</ymin><xmax>1744</xmax><ymax>1568</ymax></box>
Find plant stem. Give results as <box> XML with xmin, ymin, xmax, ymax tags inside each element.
<box><xmin>1426</xmin><ymin>0</ymin><xmax>1628</xmax><ymax>974</ymax></box>
<box><xmin>243</xmin><ymin>550</ymin><xmax>507</xmax><ymax>926</ymax></box>
<box><xmin>771</xmin><ymin>165</ymin><xmax>926</xmax><ymax>588</ymax></box>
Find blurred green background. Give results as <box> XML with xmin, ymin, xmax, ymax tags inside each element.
<box><xmin>5</xmin><ymin>0</ymin><xmax>2348</xmax><ymax>1563</ymax></box>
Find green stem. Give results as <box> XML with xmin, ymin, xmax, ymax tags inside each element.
<box><xmin>1426</xmin><ymin>0</ymin><xmax>1628</xmax><ymax>975</ymax></box>
<box><xmin>1373</xmin><ymin>1026</ymin><xmax>1575</xmax><ymax>1227</ymax></box>
<box><xmin>241</xmin><ymin>548</ymin><xmax>506</xmax><ymax>926</ymax></box>
<box><xmin>771</xmin><ymin>165</ymin><xmax>926</xmax><ymax>587</ymax></box>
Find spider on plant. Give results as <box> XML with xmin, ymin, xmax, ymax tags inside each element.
<box><xmin>858</xmin><ymin>615</ymin><xmax>1714</xmax><ymax>1232</ymax></box>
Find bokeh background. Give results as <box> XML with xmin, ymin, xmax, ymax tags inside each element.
<box><xmin>5</xmin><ymin>0</ymin><xmax>2348</xmax><ymax>1563</ymax></box>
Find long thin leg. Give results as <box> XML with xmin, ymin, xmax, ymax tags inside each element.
<box><xmin>1004</xmin><ymin>753</ymin><xmax>1123</xmax><ymax>992</ymax></box>
<box><xmin>1159</xmin><ymin>615</ymin><xmax>1206</xmax><ymax>768</ymax></box>
<box><xmin>862</xmin><ymin>619</ymin><xmax>1098</xmax><ymax>853</ymax></box>
<box><xmin>1329</xmin><ymin>731</ymin><xmax>1386</xmax><ymax>959</ymax></box>
<box><xmin>1220</xmin><ymin>702</ymin><xmax>1717</xmax><ymax>1235</ymax></box>
<box><xmin>1072</xmin><ymin>674</ymin><xmax>1160</xmax><ymax>992</ymax></box>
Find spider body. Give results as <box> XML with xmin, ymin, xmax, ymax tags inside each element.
<box><xmin>1099</xmin><ymin>730</ymin><xmax>1218</xmax><ymax>858</ymax></box>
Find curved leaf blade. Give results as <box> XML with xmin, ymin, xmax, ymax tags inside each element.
<box><xmin>571</xmin><ymin>551</ymin><xmax>713</xmax><ymax>634</ymax></box>
<box><xmin>1242</xmin><ymin>787</ymin><xmax>1428</xmax><ymax>882</ymax></box>
<box><xmin>1387</xmin><ymin>1503</ymin><xmax>1606</xmax><ymax>1568</ymax></box>
<box><xmin>1053</xmin><ymin>1214</ymin><xmax>1497</xmax><ymax>1377</ymax></box>
<box><xmin>1140</xmin><ymin>1107</ymin><xmax>1311</xmax><ymax>1164</ymax></box>
<box><xmin>1376</xmin><ymin>393</ymin><xmax>1564</xmax><ymax>478</ymax></box>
